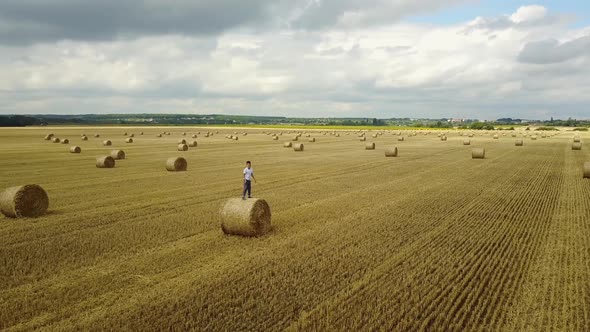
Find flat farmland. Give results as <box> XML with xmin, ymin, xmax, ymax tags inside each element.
<box><xmin>1</xmin><ymin>127</ymin><xmax>589</xmax><ymax>331</ymax></box>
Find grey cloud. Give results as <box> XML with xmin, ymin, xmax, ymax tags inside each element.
<box><xmin>518</xmin><ymin>35</ymin><xmax>590</xmax><ymax>64</ymax></box>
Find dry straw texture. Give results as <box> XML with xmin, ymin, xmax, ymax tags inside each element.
<box><xmin>385</xmin><ymin>147</ymin><xmax>398</xmax><ymax>157</ymax></box>
<box><xmin>472</xmin><ymin>148</ymin><xmax>486</xmax><ymax>159</ymax></box>
<box><xmin>584</xmin><ymin>162</ymin><xmax>590</xmax><ymax>179</ymax></box>
<box><xmin>220</xmin><ymin>198</ymin><xmax>271</xmax><ymax>237</ymax></box>
<box><xmin>293</xmin><ymin>143</ymin><xmax>304</xmax><ymax>151</ymax></box>
<box><xmin>283</xmin><ymin>142</ymin><xmax>292</xmax><ymax>148</ymax></box>
<box><xmin>110</xmin><ymin>150</ymin><xmax>126</xmax><ymax>160</ymax></box>
<box><xmin>365</xmin><ymin>143</ymin><xmax>376</xmax><ymax>150</ymax></box>
<box><xmin>178</xmin><ymin>144</ymin><xmax>189</xmax><ymax>151</ymax></box>
<box><xmin>572</xmin><ymin>142</ymin><xmax>582</xmax><ymax>150</ymax></box>
<box><xmin>166</xmin><ymin>157</ymin><xmax>187</xmax><ymax>171</ymax></box>
<box><xmin>69</xmin><ymin>146</ymin><xmax>81</xmax><ymax>153</ymax></box>
<box><xmin>96</xmin><ymin>156</ymin><xmax>115</xmax><ymax>168</ymax></box>
<box><xmin>0</xmin><ymin>185</ymin><xmax>49</xmax><ymax>218</ymax></box>
<box><xmin>103</xmin><ymin>140</ymin><xmax>112</xmax><ymax>146</ymax></box>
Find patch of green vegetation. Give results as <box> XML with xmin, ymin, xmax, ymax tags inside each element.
<box><xmin>535</xmin><ymin>127</ymin><xmax>560</xmax><ymax>131</ymax></box>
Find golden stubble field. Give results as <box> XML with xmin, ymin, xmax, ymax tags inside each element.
<box><xmin>0</xmin><ymin>127</ymin><xmax>589</xmax><ymax>331</ymax></box>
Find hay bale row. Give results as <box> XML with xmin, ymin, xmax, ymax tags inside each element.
<box><xmin>166</xmin><ymin>157</ymin><xmax>187</xmax><ymax>171</ymax></box>
<box><xmin>0</xmin><ymin>184</ymin><xmax>49</xmax><ymax>218</ymax></box>
<box><xmin>220</xmin><ymin>198</ymin><xmax>271</xmax><ymax>237</ymax></box>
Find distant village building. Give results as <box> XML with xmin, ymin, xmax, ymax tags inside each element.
<box><xmin>448</xmin><ymin>118</ymin><xmax>464</xmax><ymax>124</ymax></box>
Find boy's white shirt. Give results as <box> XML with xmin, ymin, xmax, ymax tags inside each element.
<box><xmin>243</xmin><ymin>167</ymin><xmax>254</xmax><ymax>181</ymax></box>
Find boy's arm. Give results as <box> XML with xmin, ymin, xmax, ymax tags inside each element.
<box><xmin>252</xmin><ymin>174</ymin><xmax>257</xmax><ymax>183</ymax></box>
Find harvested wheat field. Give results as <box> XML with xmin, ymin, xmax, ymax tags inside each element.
<box><xmin>1</xmin><ymin>127</ymin><xmax>589</xmax><ymax>331</ymax></box>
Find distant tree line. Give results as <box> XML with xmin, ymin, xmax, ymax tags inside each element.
<box><xmin>0</xmin><ymin>115</ymin><xmax>45</xmax><ymax>127</ymax></box>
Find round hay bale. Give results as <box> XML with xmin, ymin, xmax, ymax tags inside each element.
<box><xmin>192</xmin><ymin>134</ymin><xmax>197</xmax><ymax>138</ymax></box>
<box><xmin>440</xmin><ymin>136</ymin><xmax>447</xmax><ymax>141</ymax></box>
<box><xmin>574</xmin><ymin>136</ymin><xmax>581</xmax><ymax>142</ymax></box>
<box><xmin>372</xmin><ymin>134</ymin><xmax>378</xmax><ymax>138</ymax></box>
<box><xmin>157</xmin><ymin>134</ymin><xmax>162</xmax><ymax>137</ymax></box>
<box><xmin>0</xmin><ymin>184</ymin><xmax>49</xmax><ymax>218</ymax></box>
<box><xmin>178</xmin><ymin>144</ymin><xmax>188</xmax><ymax>151</ymax></box>
<box><xmin>493</xmin><ymin>134</ymin><xmax>499</xmax><ymax>139</ymax></box>
<box><xmin>512</xmin><ymin>134</ymin><xmax>517</xmax><ymax>137</ymax></box>
<box><xmin>398</xmin><ymin>136</ymin><xmax>404</xmax><ymax>141</ymax></box>
<box><xmin>293</xmin><ymin>143</ymin><xmax>304</xmax><ymax>151</ymax></box>
<box><xmin>52</xmin><ymin>137</ymin><xmax>60</xmax><ymax>143</ymax></box>
<box><xmin>125</xmin><ymin>138</ymin><xmax>133</xmax><ymax>143</ymax></box>
<box><xmin>584</xmin><ymin>162</ymin><xmax>590</xmax><ymax>179</ymax></box>
<box><xmin>468</xmin><ymin>134</ymin><xmax>474</xmax><ymax>138</ymax></box>
<box><xmin>81</xmin><ymin>136</ymin><xmax>88</xmax><ymax>141</ymax></box>
<box><xmin>360</xmin><ymin>137</ymin><xmax>367</xmax><ymax>142</ymax></box>
<box><xmin>166</xmin><ymin>157</ymin><xmax>187</xmax><ymax>171</ymax></box>
<box><xmin>44</xmin><ymin>134</ymin><xmax>53</xmax><ymax>140</ymax></box>
<box><xmin>308</xmin><ymin>138</ymin><xmax>316</xmax><ymax>142</ymax></box>
<box><xmin>166</xmin><ymin>132</ymin><xmax>171</xmax><ymax>136</ymax></box>
<box><xmin>130</xmin><ymin>134</ymin><xmax>135</xmax><ymax>138</ymax></box>
<box><xmin>188</xmin><ymin>141</ymin><xmax>198</xmax><ymax>147</ymax></box>
<box><xmin>140</xmin><ymin>132</ymin><xmax>144</xmax><ymax>135</ymax></box>
<box><xmin>515</xmin><ymin>139</ymin><xmax>524</xmax><ymax>146</ymax></box>
<box><xmin>69</xmin><ymin>146</ymin><xmax>81</xmax><ymax>153</ymax></box>
<box><xmin>182</xmin><ymin>132</ymin><xmax>186</xmax><ymax>136</ymax></box>
<box><xmin>232</xmin><ymin>136</ymin><xmax>238</xmax><ymax>141</ymax></box>
<box><xmin>472</xmin><ymin>148</ymin><xmax>485</xmax><ymax>159</ymax></box>
<box><xmin>385</xmin><ymin>147</ymin><xmax>398</xmax><ymax>157</ymax></box>
<box><xmin>243</xmin><ymin>133</ymin><xmax>248</xmax><ymax>136</ymax></box>
<box><xmin>572</xmin><ymin>142</ymin><xmax>582</xmax><ymax>150</ymax></box>
<box><xmin>220</xmin><ymin>198</ymin><xmax>271</xmax><ymax>237</ymax></box>
<box><xmin>273</xmin><ymin>136</ymin><xmax>279</xmax><ymax>140</ymax></box>
<box><xmin>292</xmin><ymin>136</ymin><xmax>298</xmax><ymax>141</ymax></box>
<box><xmin>463</xmin><ymin>139</ymin><xmax>471</xmax><ymax>145</ymax></box>
<box><xmin>283</xmin><ymin>142</ymin><xmax>292</xmax><ymax>148</ymax></box>
<box><xmin>94</xmin><ymin>134</ymin><xmax>100</xmax><ymax>138</ymax></box>
<box><xmin>531</xmin><ymin>136</ymin><xmax>537</xmax><ymax>140</ymax></box>
<box><xmin>110</xmin><ymin>150</ymin><xmax>125</xmax><ymax>160</ymax></box>
<box><xmin>96</xmin><ymin>156</ymin><xmax>115</xmax><ymax>168</ymax></box>
<box><xmin>178</xmin><ymin>139</ymin><xmax>187</xmax><ymax>144</ymax></box>
<box><xmin>365</xmin><ymin>143</ymin><xmax>376</xmax><ymax>150</ymax></box>
<box><xmin>103</xmin><ymin>140</ymin><xmax>112</xmax><ymax>146</ymax></box>
<box><xmin>61</xmin><ymin>139</ymin><xmax>69</xmax><ymax>144</ymax></box>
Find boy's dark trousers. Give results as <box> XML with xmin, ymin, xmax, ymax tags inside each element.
<box><xmin>242</xmin><ymin>180</ymin><xmax>251</xmax><ymax>198</ymax></box>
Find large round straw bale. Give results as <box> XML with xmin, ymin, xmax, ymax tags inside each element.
<box><xmin>308</xmin><ymin>138</ymin><xmax>316</xmax><ymax>142</ymax></box>
<box><xmin>52</xmin><ymin>137</ymin><xmax>60</xmax><ymax>143</ymax></box>
<box><xmin>365</xmin><ymin>143</ymin><xmax>376</xmax><ymax>150</ymax></box>
<box><xmin>94</xmin><ymin>134</ymin><xmax>100</xmax><ymax>138</ymax></box>
<box><xmin>515</xmin><ymin>139</ymin><xmax>524</xmax><ymax>146</ymax></box>
<box><xmin>81</xmin><ymin>136</ymin><xmax>88</xmax><ymax>141</ymax></box>
<box><xmin>0</xmin><ymin>185</ymin><xmax>49</xmax><ymax>218</ymax></box>
<box><xmin>463</xmin><ymin>139</ymin><xmax>471</xmax><ymax>145</ymax></box>
<box><xmin>125</xmin><ymin>138</ymin><xmax>133</xmax><ymax>143</ymax></box>
<box><xmin>468</xmin><ymin>134</ymin><xmax>474</xmax><ymax>138</ymax></box>
<box><xmin>157</xmin><ymin>134</ymin><xmax>162</xmax><ymax>137</ymax></box>
<box><xmin>166</xmin><ymin>157</ymin><xmax>187</xmax><ymax>171</ymax></box>
<box><xmin>188</xmin><ymin>141</ymin><xmax>198</xmax><ymax>147</ymax></box>
<box><xmin>243</xmin><ymin>133</ymin><xmax>248</xmax><ymax>136</ymax></box>
<box><xmin>531</xmin><ymin>136</ymin><xmax>537</xmax><ymax>140</ymax></box>
<box><xmin>220</xmin><ymin>198</ymin><xmax>271</xmax><ymax>237</ymax></box>
<box><xmin>398</xmin><ymin>136</ymin><xmax>404</xmax><ymax>141</ymax></box>
<box><xmin>182</xmin><ymin>132</ymin><xmax>186</xmax><ymax>136</ymax></box>
<box><xmin>283</xmin><ymin>142</ymin><xmax>292</xmax><ymax>148</ymax></box>
<box><xmin>360</xmin><ymin>137</ymin><xmax>367</xmax><ymax>141</ymax></box>
<box><xmin>232</xmin><ymin>136</ymin><xmax>238</xmax><ymax>141</ymax></box>
<box><xmin>192</xmin><ymin>134</ymin><xmax>197</xmax><ymax>138</ymax></box>
<box><xmin>44</xmin><ymin>134</ymin><xmax>53</xmax><ymax>140</ymax></box>
<box><xmin>372</xmin><ymin>134</ymin><xmax>378</xmax><ymax>138</ymax></box>
<box><xmin>103</xmin><ymin>140</ymin><xmax>112</xmax><ymax>146</ymax></box>
<box><xmin>273</xmin><ymin>136</ymin><xmax>279</xmax><ymax>140</ymax></box>
<box><xmin>96</xmin><ymin>156</ymin><xmax>115</xmax><ymax>168</ymax></box>
<box><xmin>385</xmin><ymin>147</ymin><xmax>398</xmax><ymax>157</ymax></box>
<box><xmin>292</xmin><ymin>136</ymin><xmax>298</xmax><ymax>141</ymax></box>
<box><xmin>293</xmin><ymin>143</ymin><xmax>304</xmax><ymax>151</ymax></box>
<box><xmin>124</xmin><ymin>132</ymin><xmax>128</xmax><ymax>136</ymax></box>
<box><xmin>574</xmin><ymin>136</ymin><xmax>581</xmax><ymax>142</ymax></box>
<box><xmin>110</xmin><ymin>150</ymin><xmax>126</xmax><ymax>160</ymax></box>
<box><xmin>441</xmin><ymin>136</ymin><xmax>447</xmax><ymax>141</ymax></box>
<box><xmin>61</xmin><ymin>139</ymin><xmax>69</xmax><ymax>144</ymax></box>
<box><xmin>572</xmin><ymin>142</ymin><xmax>582</xmax><ymax>150</ymax></box>
<box><xmin>140</xmin><ymin>132</ymin><xmax>144</xmax><ymax>135</ymax></box>
<box><xmin>130</xmin><ymin>134</ymin><xmax>135</xmax><ymax>138</ymax></box>
<box><xmin>166</xmin><ymin>132</ymin><xmax>171</xmax><ymax>136</ymax></box>
<box><xmin>178</xmin><ymin>139</ymin><xmax>187</xmax><ymax>144</ymax></box>
<box><xmin>584</xmin><ymin>162</ymin><xmax>590</xmax><ymax>179</ymax></box>
<box><xmin>69</xmin><ymin>146</ymin><xmax>81</xmax><ymax>153</ymax></box>
<box><xmin>512</xmin><ymin>134</ymin><xmax>517</xmax><ymax>137</ymax></box>
<box><xmin>493</xmin><ymin>134</ymin><xmax>499</xmax><ymax>139</ymax></box>
<box><xmin>472</xmin><ymin>148</ymin><xmax>485</xmax><ymax>159</ymax></box>
<box><xmin>178</xmin><ymin>144</ymin><xmax>188</xmax><ymax>151</ymax></box>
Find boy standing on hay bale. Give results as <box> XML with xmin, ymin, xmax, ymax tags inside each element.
<box><xmin>242</xmin><ymin>161</ymin><xmax>257</xmax><ymax>200</ymax></box>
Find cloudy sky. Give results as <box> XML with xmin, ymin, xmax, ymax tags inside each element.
<box><xmin>0</xmin><ymin>0</ymin><xmax>589</xmax><ymax>120</ymax></box>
